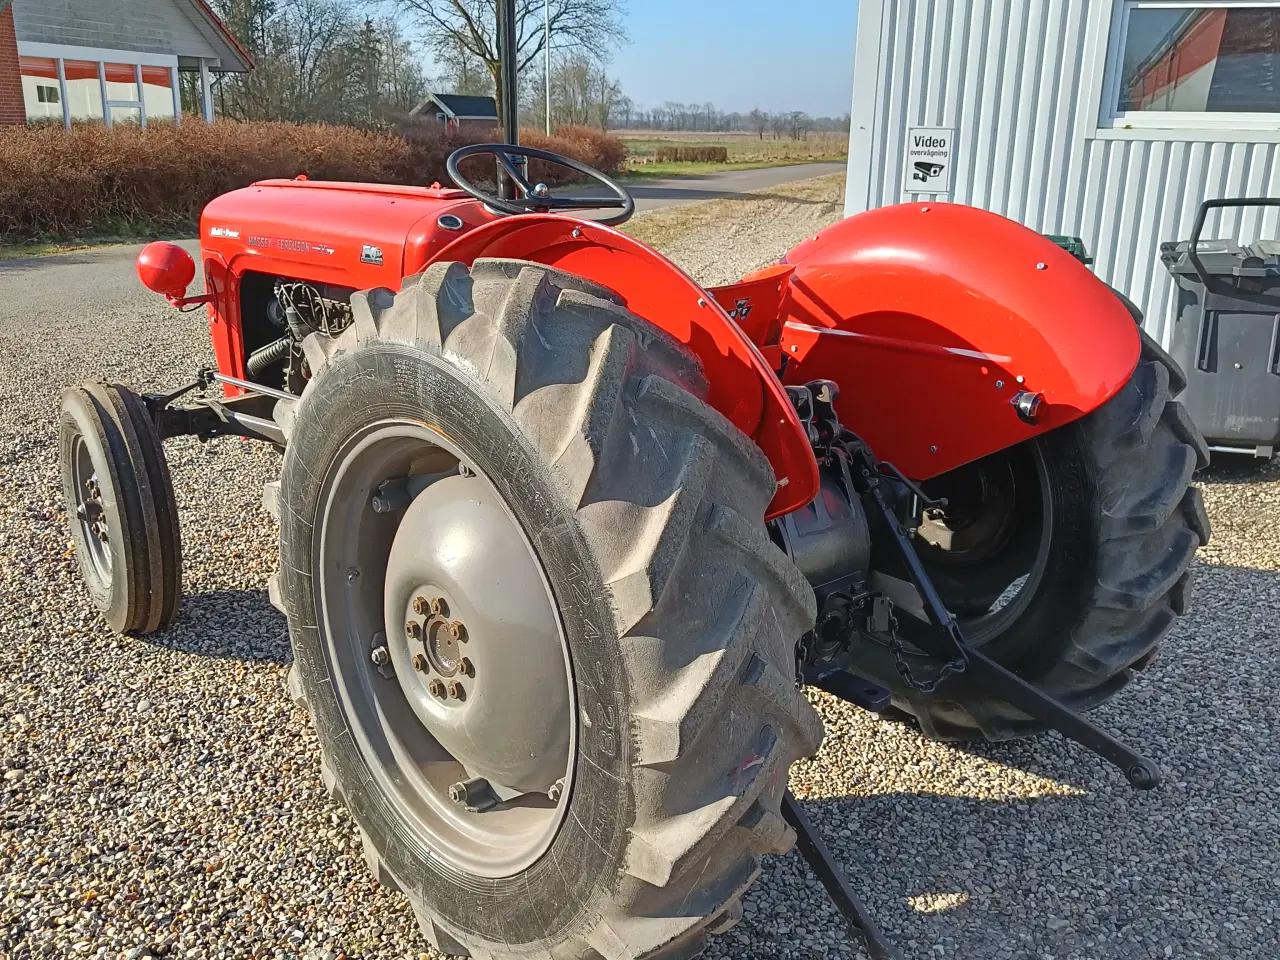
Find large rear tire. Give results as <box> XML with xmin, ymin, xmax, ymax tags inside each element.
<box><xmin>273</xmin><ymin>260</ymin><xmax>822</xmax><ymax>958</ymax></box>
<box><xmin>853</xmin><ymin>335</ymin><xmax>1211</xmax><ymax>739</ymax></box>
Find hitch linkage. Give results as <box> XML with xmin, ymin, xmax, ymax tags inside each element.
<box><xmin>778</xmin><ymin>380</ymin><xmax>1161</xmax><ymax>960</ymax></box>
<box><xmin>848</xmin><ymin>431</ymin><xmax>1162</xmax><ymax>792</ymax></box>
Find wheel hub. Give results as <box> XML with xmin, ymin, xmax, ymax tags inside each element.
<box><xmin>71</xmin><ymin>442</ymin><xmax>112</xmax><ymax>578</ymax></box>
<box><xmin>383</xmin><ymin>474</ymin><xmax>571</xmax><ymax>798</ymax></box>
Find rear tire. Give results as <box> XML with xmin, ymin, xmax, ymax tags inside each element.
<box><xmin>59</xmin><ymin>382</ymin><xmax>182</xmax><ymax>635</ymax></box>
<box><xmin>275</xmin><ymin>259</ymin><xmax>822</xmax><ymax>959</ymax></box>
<box><xmin>854</xmin><ymin>336</ymin><xmax>1211</xmax><ymax>739</ymax></box>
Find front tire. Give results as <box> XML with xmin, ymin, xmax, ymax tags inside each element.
<box><xmin>275</xmin><ymin>260</ymin><xmax>822</xmax><ymax>958</ymax></box>
<box><xmin>59</xmin><ymin>382</ymin><xmax>182</xmax><ymax>635</ymax></box>
<box><xmin>855</xmin><ymin>337</ymin><xmax>1211</xmax><ymax>739</ymax></box>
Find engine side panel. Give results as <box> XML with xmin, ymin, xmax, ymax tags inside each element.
<box><xmin>422</xmin><ymin>215</ymin><xmax>821</xmax><ymax>520</ymax></box>
<box><xmin>780</xmin><ymin>202</ymin><xmax>1141</xmax><ymax>480</ymax></box>
<box><xmin>198</xmin><ymin>179</ymin><xmax>496</xmax><ymax>385</ymax></box>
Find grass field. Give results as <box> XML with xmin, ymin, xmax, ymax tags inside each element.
<box><xmin>618</xmin><ymin>130</ymin><xmax>848</xmax><ymax>176</ymax></box>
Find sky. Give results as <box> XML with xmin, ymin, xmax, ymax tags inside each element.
<box><xmin>610</xmin><ymin>0</ymin><xmax>859</xmax><ymax>117</ymax></box>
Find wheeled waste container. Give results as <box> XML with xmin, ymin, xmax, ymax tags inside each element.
<box><xmin>1160</xmin><ymin>198</ymin><xmax>1280</xmax><ymax>460</ymax></box>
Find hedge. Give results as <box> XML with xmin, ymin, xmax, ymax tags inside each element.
<box><xmin>653</xmin><ymin>145</ymin><xmax>729</xmax><ymax>164</ymax></box>
<box><xmin>0</xmin><ymin>120</ymin><xmax>628</xmax><ymax>241</ymax></box>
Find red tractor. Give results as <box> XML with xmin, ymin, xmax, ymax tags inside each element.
<box><xmin>57</xmin><ymin>12</ymin><xmax>1208</xmax><ymax>958</ymax></box>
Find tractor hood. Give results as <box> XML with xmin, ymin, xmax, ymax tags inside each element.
<box><xmin>199</xmin><ymin>179</ymin><xmax>498</xmax><ymax>290</ymax></box>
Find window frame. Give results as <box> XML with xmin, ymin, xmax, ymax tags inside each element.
<box><xmin>1100</xmin><ymin>0</ymin><xmax>1280</xmax><ymax>132</ymax></box>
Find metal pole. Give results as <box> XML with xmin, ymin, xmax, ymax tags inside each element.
<box><xmin>134</xmin><ymin>63</ymin><xmax>147</xmax><ymax>128</ymax></box>
<box><xmin>199</xmin><ymin>59</ymin><xmax>213</xmax><ymax>124</ymax></box>
<box><xmin>495</xmin><ymin>0</ymin><xmax>521</xmax><ymax>200</ymax></box>
<box><xmin>97</xmin><ymin>61</ymin><xmax>112</xmax><ymax>128</ymax></box>
<box><xmin>497</xmin><ymin>0</ymin><xmax>519</xmax><ymax>147</ymax></box>
<box><xmin>55</xmin><ymin>58</ymin><xmax>70</xmax><ymax>130</ymax></box>
<box><xmin>545</xmin><ymin>0</ymin><xmax>551</xmax><ymax>135</ymax></box>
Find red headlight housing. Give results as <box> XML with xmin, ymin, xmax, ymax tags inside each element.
<box><xmin>137</xmin><ymin>241</ymin><xmax>199</xmax><ymax>304</ymax></box>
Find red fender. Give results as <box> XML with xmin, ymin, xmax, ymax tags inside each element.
<box><xmin>778</xmin><ymin>203</ymin><xmax>1141</xmax><ymax>480</ymax></box>
<box><xmin>421</xmin><ymin>215</ymin><xmax>820</xmax><ymax>520</ymax></box>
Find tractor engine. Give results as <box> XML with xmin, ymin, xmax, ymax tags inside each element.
<box><xmin>242</xmin><ymin>275</ymin><xmax>355</xmax><ymax>393</ymax></box>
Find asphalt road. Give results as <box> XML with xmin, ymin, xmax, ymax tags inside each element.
<box><xmin>616</xmin><ymin>161</ymin><xmax>846</xmax><ymax>212</ymax></box>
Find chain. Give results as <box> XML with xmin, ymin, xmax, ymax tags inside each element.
<box><xmin>880</xmin><ymin>601</ymin><xmax>968</xmax><ymax>695</ymax></box>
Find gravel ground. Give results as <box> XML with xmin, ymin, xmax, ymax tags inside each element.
<box><xmin>3</xmin><ymin>178</ymin><xmax>1279</xmax><ymax>959</ymax></box>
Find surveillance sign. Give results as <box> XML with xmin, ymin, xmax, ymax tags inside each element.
<box><xmin>904</xmin><ymin>127</ymin><xmax>954</xmax><ymax>195</ymax></box>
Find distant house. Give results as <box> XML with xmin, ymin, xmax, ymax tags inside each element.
<box><xmin>0</xmin><ymin>0</ymin><xmax>252</xmax><ymax>127</ymax></box>
<box><xmin>409</xmin><ymin>92</ymin><xmax>498</xmax><ymax>132</ymax></box>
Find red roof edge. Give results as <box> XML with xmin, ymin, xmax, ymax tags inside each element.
<box><xmin>189</xmin><ymin>0</ymin><xmax>254</xmax><ymax>71</ymax></box>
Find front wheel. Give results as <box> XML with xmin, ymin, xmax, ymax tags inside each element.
<box><xmin>274</xmin><ymin>260</ymin><xmax>822</xmax><ymax>958</ymax></box>
<box><xmin>59</xmin><ymin>382</ymin><xmax>182</xmax><ymax>635</ymax></box>
<box><xmin>853</xmin><ymin>336</ymin><xmax>1211</xmax><ymax>740</ymax></box>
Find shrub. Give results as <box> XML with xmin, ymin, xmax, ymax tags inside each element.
<box><xmin>653</xmin><ymin>145</ymin><xmax>729</xmax><ymax>164</ymax></box>
<box><xmin>0</xmin><ymin>120</ymin><xmax>628</xmax><ymax>241</ymax></box>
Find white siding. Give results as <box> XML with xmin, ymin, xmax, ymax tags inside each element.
<box><xmin>11</xmin><ymin>0</ymin><xmax>248</xmax><ymax>69</ymax></box>
<box><xmin>846</xmin><ymin>0</ymin><xmax>1280</xmax><ymax>347</ymax></box>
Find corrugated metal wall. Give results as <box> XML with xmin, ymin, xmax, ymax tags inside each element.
<box><xmin>846</xmin><ymin>0</ymin><xmax>1280</xmax><ymax>346</ymax></box>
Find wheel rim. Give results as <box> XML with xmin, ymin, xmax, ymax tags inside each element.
<box><xmin>314</xmin><ymin>420</ymin><xmax>575</xmax><ymax>879</ymax></box>
<box><xmin>914</xmin><ymin>443</ymin><xmax>1054</xmax><ymax>646</ymax></box>
<box><xmin>71</xmin><ymin>435</ymin><xmax>112</xmax><ymax>582</ymax></box>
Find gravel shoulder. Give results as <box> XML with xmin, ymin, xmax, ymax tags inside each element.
<box><xmin>2</xmin><ymin>180</ymin><xmax>1278</xmax><ymax>960</ymax></box>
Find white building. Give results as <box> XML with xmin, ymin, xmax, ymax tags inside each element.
<box><xmin>0</xmin><ymin>0</ymin><xmax>253</xmax><ymax>128</ymax></box>
<box><xmin>845</xmin><ymin>0</ymin><xmax>1280</xmax><ymax>346</ymax></box>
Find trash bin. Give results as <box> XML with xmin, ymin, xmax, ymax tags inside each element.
<box><xmin>1160</xmin><ymin>197</ymin><xmax>1280</xmax><ymax>460</ymax></box>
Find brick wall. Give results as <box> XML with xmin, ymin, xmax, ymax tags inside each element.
<box><xmin>0</xmin><ymin>7</ymin><xmax>24</xmax><ymax>125</ymax></box>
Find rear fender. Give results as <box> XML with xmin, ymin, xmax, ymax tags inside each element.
<box><xmin>779</xmin><ymin>203</ymin><xmax>1141</xmax><ymax>480</ymax></box>
<box><xmin>425</xmin><ymin>215</ymin><xmax>819</xmax><ymax>519</ymax></box>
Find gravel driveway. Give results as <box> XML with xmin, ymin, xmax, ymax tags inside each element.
<box><xmin>2</xmin><ymin>176</ymin><xmax>1278</xmax><ymax>959</ymax></box>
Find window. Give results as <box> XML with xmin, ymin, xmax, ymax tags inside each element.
<box><xmin>35</xmin><ymin>85</ymin><xmax>59</xmax><ymax>104</ymax></box>
<box><xmin>1106</xmin><ymin>3</ymin><xmax>1280</xmax><ymax>127</ymax></box>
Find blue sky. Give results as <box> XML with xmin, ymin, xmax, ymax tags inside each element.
<box><xmin>611</xmin><ymin>0</ymin><xmax>859</xmax><ymax>117</ymax></box>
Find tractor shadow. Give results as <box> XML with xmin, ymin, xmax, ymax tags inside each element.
<box><xmin>757</xmin><ymin>559</ymin><xmax>1280</xmax><ymax>959</ymax></box>
<box><xmin>147</xmin><ymin>587</ymin><xmax>291</xmax><ymax>664</ymax></box>
<box><xmin>1196</xmin><ymin>452</ymin><xmax>1279</xmax><ymax>486</ymax></box>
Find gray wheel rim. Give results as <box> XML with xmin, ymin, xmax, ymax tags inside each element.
<box><xmin>958</xmin><ymin>444</ymin><xmax>1054</xmax><ymax>645</ymax></box>
<box><xmin>896</xmin><ymin>444</ymin><xmax>1054</xmax><ymax>648</ymax></box>
<box><xmin>71</xmin><ymin>434</ymin><xmax>112</xmax><ymax>582</ymax></box>
<box><xmin>313</xmin><ymin>420</ymin><xmax>576</xmax><ymax>879</ymax></box>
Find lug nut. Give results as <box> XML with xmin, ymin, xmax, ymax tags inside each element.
<box><xmin>412</xmin><ymin>653</ymin><xmax>429</xmax><ymax>672</ymax></box>
<box><xmin>446</xmin><ymin>680</ymin><xmax>465</xmax><ymax>700</ymax></box>
<box><xmin>430</xmin><ymin>597</ymin><xmax>447</xmax><ymax>617</ymax></box>
<box><xmin>428</xmin><ymin>678</ymin><xmax>446</xmax><ymax>699</ymax></box>
<box><xmin>450</xmin><ymin>620</ymin><xmax>467</xmax><ymax>642</ymax></box>
<box><xmin>413</xmin><ymin>596</ymin><xmax>429</xmax><ymax>616</ymax></box>
<box><xmin>405</xmin><ymin>620</ymin><xmax>420</xmax><ymax>639</ymax></box>
<box><xmin>370</xmin><ymin>646</ymin><xmax>390</xmax><ymax>667</ymax></box>
<box><xmin>449</xmin><ymin>776</ymin><xmax>496</xmax><ymax>811</ymax></box>
<box><xmin>458</xmin><ymin>657</ymin><xmax>474</xmax><ymax>678</ymax></box>
<box><xmin>547</xmin><ymin>778</ymin><xmax>564</xmax><ymax>803</ymax></box>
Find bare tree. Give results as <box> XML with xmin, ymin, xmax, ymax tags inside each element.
<box><xmin>552</xmin><ymin>52</ymin><xmax>593</xmax><ymax>125</ymax></box>
<box><xmin>436</xmin><ymin>36</ymin><xmax>493</xmax><ymax>95</ymax></box>
<box><xmin>394</xmin><ymin>0</ymin><xmax>627</xmax><ymax>121</ymax></box>
<box><xmin>616</xmin><ymin>94</ymin><xmax>634</xmax><ymax>129</ymax></box>
<box><xmin>211</xmin><ymin>0</ymin><xmax>431</xmax><ymax>123</ymax></box>
<box><xmin>596</xmin><ymin>71</ymin><xmax>621</xmax><ymax>131</ymax></box>
<box><xmin>748</xmin><ymin>107</ymin><xmax>768</xmax><ymax>140</ymax></box>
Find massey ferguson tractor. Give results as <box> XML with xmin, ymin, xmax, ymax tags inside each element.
<box><xmin>58</xmin><ymin>8</ymin><xmax>1209</xmax><ymax>958</ymax></box>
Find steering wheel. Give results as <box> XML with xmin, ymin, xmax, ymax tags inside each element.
<box><xmin>446</xmin><ymin>143</ymin><xmax>635</xmax><ymax>227</ymax></box>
